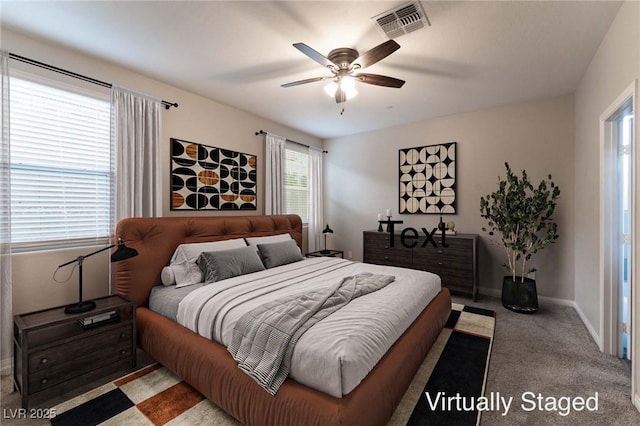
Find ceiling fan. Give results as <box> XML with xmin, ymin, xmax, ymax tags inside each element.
<box><xmin>281</xmin><ymin>40</ymin><xmax>405</xmax><ymax>103</ymax></box>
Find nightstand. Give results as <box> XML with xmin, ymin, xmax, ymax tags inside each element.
<box><xmin>13</xmin><ymin>294</ymin><xmax>136</xmax><ymax>409</ymax></box>
<box><xmin>306</xmin><ymin>249</ymin><xmax>344</xmax><ymax>258</ymax></box>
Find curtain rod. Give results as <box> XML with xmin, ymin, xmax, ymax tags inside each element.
<box><xmin>9</xmin><ymin>52</ymin><xmax>179</xmax><ymax>110</ymax></box>
<box><xmin>255</xmin><ymin>130</ymin><xmax>327</xmax><ymax>153</ymax></box>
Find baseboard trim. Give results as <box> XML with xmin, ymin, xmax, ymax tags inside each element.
<box><xmin>478</xmin><ymin>287</ymin><xmax>501</xmax><ymax>299</ymax></box>
<box><xmin>0</xmin><ymin>356</ymin><xmax>12</xmax><ymax>376</ymax></box>
<box><xmin>478</xmin><ymin>287</ymin><xmax>602</xmax><ymax>349</ymax></box>
<box><xmin>634</xmin><ymin>393</ymin><xmax>640</xmax><ymax>413</ymax></box>
<box><xmin>538</xmin><ymin>294</ymin><xmax>575</xmax><ymax>307</ymax></box>
<box><xmin>573</xmin><ymin>302</ymin><xmax>603</xmax><ymax>351</ymax></box>
<box><xmin>478</xmin><ymin>287</ymin><xmax>575</xmax><ymax>307</ymax></box>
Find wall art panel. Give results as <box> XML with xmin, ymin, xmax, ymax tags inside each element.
<box><xmin>170</xmin><ymin>138</ymin><xmax>257</xmax><ymax>210</ymax></box>
<box><xmin>399</xmin><ymin>142</ymin><xmax>456</xmax><ymax>214</ymax></box>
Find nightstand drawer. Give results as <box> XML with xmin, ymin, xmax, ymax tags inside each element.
<box><xmin>29</xmin><ymin>325</ymin><xmax>132</xmax><ymax>373</ymax></box>
<box><xmin>28</xmin><ymin>339</ymin><xmax>132</xmax><ymax>393</ymax></box>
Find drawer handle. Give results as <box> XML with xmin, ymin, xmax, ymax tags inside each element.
<box><xmin>40</xmin><ymin>357</ymin><xmax>48</xmax><ymax>364</ymax></box>
<box><xmin>438</xmin><ymin>250</ymin><xmax>443</xmax><ymax>254</ymax></box>
<box><xmin>120</xmin><ymin>350</ymin><xmax>127</xmax><ymax>355</ymax></box>
<box><xmin>41</xmin><ymin>378</ymin><xmax>48</xmax><ymax>385</ymax></box>
<box><xmin>384</xmin><ymin>245</ymin><xmax>389</xmax><ymax>249</ymax></box>
<box><xmin>438</xmin><ymin>262</ymin><xmax>443</xmax><ymax>266</ymax></box>
<box><xmin>384</xmin><ymin>256</ymin><xmax>389</xmax><ymax>260</ymax></box>
<box><xmin>120</xmin><ymin>332</ymin><xmax>126</xmax><ymax>339</ymax></box>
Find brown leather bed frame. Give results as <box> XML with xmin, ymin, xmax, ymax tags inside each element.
<box><xmin>114</xmin><ymin>214</ymin><xmax>451</xmax><ymax>426</ymax></box>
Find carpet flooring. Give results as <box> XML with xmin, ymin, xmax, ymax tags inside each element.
<box><xmin>41</xmin><ymin>303</ymin><xmax>494</xmax><ymax>426</ymax></box>
<box><xmin>459</xmin><ymin>295</ymin><xmax>640</xmax><ymax>426</ymax></box>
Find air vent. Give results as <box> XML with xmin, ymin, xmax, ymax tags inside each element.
<box><xmin>373</xmin><ymin>2</ymin><xmax>430</xmax><ymax>40</ymax></box>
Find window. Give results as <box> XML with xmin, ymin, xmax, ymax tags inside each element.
<box><xmin>284</xmin><ymin>145</ymin><xmax>309</xmax><ymax>223</ymax></box>
<box><xmin>10</xmin><ymin>75</ymin><xmax>113</xmax><ymax>247</ymax></box>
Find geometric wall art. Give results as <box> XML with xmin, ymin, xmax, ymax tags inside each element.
<box><xmin>399</xmin><ymin>142</ymin><xmax>456</xmax><ymax>214</ymax></box>
<box><xmin>170</xmin><ymin>138</ymin><xmax>257</xmax><ymax>210</ymax></box>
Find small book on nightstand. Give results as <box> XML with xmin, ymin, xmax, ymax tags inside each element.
<box><xmin>77</xmin><ymin>310</ymin><xmax>119</xmax><ymax>329</ymax></box>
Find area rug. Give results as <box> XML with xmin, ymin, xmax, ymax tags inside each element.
<box><xmin>50</xmin><ymin>303</ymin><xmax>495</xmax><ymax>426</ymax></box>
<box><xmin>398</xmin><ymin>303</ymin><xmax>496</xmax><ymax>426</ymax></box>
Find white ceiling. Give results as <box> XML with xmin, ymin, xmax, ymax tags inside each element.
<box><xmin>0</xmin><ymin>1</ymin><xmax>622</xmax><ymax>139</ymax></box>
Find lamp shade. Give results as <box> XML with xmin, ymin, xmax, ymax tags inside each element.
<box><xmin>323</xmin><ymin>224</ymin><xmax>334</xmax><ymax>234</ymax></box>
<box><xmin>111</xmin><ymin>240</ymin><xmax>138</xmax><ymax>262</ymax></box>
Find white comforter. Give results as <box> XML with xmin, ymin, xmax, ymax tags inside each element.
<box><xmin>177</xmin><ymin>257</ymin><xmax>441</xmax><ymax>397</ymax></box>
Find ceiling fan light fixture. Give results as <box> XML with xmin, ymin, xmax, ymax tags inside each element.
<box><xmin>324</xmin><ymin>78</ymin><xmax>358</xmax><ymax>100</ymax></box>
<box><xmin>323</xmin><ymin>81</ymin><xmax>337</xmax><ymax>98</ymax></box>
<box><xmin>283</xmin><ymin>41</ymin><xmax>403</xmax><ymax>103</ymax></box>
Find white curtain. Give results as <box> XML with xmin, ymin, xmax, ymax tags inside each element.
<box><xmin>111</xmin><ymin>85</ymin><xmax>162</xmax><ymax>222</ymax></box>
<box><xmin>264</xmin><ymin>133</ymin><xmax>286</xmax><ymax>215</ymax></box>
<box><xmin>0</xmin><ymin>50</ymin><xmax>11</xmax><ymax>374</ymax></box>
<box><xmin>307</xmin><ymin>146</ymin><xmax>324</xmax><ymax>252</ymax></box>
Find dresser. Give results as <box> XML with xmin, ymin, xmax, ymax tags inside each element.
<box><xmin>363</xmin><ymin>230</ymin><xmax>478</xmax><ymax>300</ymax></box>
<box><xmin>13</xmin><ymin>294</ymin><xmax>136</xmax><ymax>409</ymax></box>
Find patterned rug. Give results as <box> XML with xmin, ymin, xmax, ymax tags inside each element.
<box><xmin>49</xmin><ymin>303</ymin><xmax>495</xmax><ymax>426</ymax></box>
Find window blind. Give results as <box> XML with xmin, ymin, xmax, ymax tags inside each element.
<box><xmin>284</xmin><ymin>146</ymin><xmax>309</xmax><ymax>223</ymax></box>
<box><xmin>10</xmin><ymin>76</ymin><xmax>113</xmax><ymax>246</ymax></box>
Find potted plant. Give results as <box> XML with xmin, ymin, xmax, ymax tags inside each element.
<box><xmin>480</xmin><ymin>163</ymin><xmax>560</xmax><ymax>313</ymax></box>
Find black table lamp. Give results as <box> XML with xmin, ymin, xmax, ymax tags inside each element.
<box><xmin>321</xmin><ymin>224</ymin><xmax>334</xmax><ymax>254</ymax></box>
<box><xmin>58</xmin><ymin>239</ymin><xmax>138</xmax><ymax>314</ymax></box>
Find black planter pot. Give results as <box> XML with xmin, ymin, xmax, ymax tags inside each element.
<box><xmin>502</xmin><ymin>276</ymin><xmax>538</xmax><ymax>314</ymax></box>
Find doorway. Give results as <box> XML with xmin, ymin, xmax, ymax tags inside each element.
<box><xmin>617</xmin><ymin>107</ymin><xmax>633</xmax><ymax>362</ymax></box>
<box><xmin>601</xmin><ymin>83</ymin><xmax>635</xmax><ymax>366</ymax></box>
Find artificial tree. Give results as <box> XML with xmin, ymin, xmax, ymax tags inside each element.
<box><xmin>480</xmin><ymin>163</ymin><xmax>560</xmax><ymax>312</ymax></box>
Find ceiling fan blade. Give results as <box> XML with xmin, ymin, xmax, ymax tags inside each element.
<box><xmin>355</xmin><ymin>73</ymin><xmax>405</xmax><ymax>88</ymax></box>
<box><xmin>335</xmin><ymin>87</ymin><xmax>346</xmax><ymax>104</ymax></box>
<box><xmin>293</xmin><ymin>43</ymin><xmax>336</xmax><ymax>69</ymax></box>
<box><xmin>351</xmin><ymin>40</ymin><xmax>400</xmax><ymax>69</ymax></box>
<box><xmin>281</xmin><ymin>76</ymin><xmax>330</xmax><ymax>88</ymax></box>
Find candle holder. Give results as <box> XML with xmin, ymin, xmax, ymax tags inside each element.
<box><xmin>377</xmin><ymin>221</ymin><xmax>383</xmax><ymax>232</ymax></box>
<box><xmin>385</xmin><ymin>216</ymin><xmax>392</xmax><ymax>232</ymax></box>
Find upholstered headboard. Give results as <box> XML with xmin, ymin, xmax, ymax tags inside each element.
<box><xmin>113</xmin><ymin>215</ymin><xmax>303</xmax><ymax>307</ymax></box>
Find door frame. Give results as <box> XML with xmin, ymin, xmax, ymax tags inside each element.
<box><xmin>599</xmin><ymin>80</ymin><xmax>637</xmax><ymax>408</ymax></box>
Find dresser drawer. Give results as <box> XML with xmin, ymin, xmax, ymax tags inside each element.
<box><xmin>363</xmin><ymin>232</ymin><xmax>412</xmax><ymax>267</ymax></box>
<box><xmin>414</xmin><ymin>251</ymin><xmax>473</xmax><ymax>272</ymax></box>
<box><xmin>439</xmin><ymin>238</ymin><xmax>473</xmax><ymax>261</ymax></box>
<box><xmin>29</xmin><ymin>324</ymin><xmax>132</xmax><ymax>373</ymax></box>
<box><xmin>365</xmin><ymin>250</ymin><xmax>413</xmax><ymax>268</ymax></box>
<box><xmin>413</xmin><ymin>238</ymin><xmax>472</xmax><ymax>269</ymax></box>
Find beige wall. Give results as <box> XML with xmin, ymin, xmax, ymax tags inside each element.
<box><xmin>2</xmin><ymin>29</ymin><xmax>321</xmax><ymax>314</ymax></box>
<box><xmin>324</xmin><ymin>95</ymin><xmax>576</xmax><ymax>301</ymax></box>
<box><xmin>574</xmin><ymin>1</ymin><xmax>640</xmax><ymax>343</ymax></box>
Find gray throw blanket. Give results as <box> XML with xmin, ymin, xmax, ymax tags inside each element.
<box><xmin>228</xmin><ymin>272</ymin><xmax>395</xmax><ymax>394</ymax></box>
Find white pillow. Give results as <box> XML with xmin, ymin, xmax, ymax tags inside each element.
<box><xmin>170</xmin><ymin>239</ymin><xmax>247</xmax><ymax>287</ymax></box>
<box><xmin>160</xmin><ymin>266</ymin><xmax>177</xmax><ymax>286</ymax></box>
<box><xmin>244</xmin><ymin>233</ymin><xmax>292</xmax><ymax>246</ymax></box>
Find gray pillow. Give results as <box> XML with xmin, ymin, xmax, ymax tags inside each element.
<box><xmin>196</xmin><ymin>246</ymin><xmax>265</xmax><ymax>283</ymax></box>
<box><xmin>257</xmin><ymin>240</ymin><xmax>304</xmax><ymax>268</ymax></box>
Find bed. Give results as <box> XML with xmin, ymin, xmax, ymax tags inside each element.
<box><xmin>114</xmin><ymin>215</ymin><xmax>451</xmax><ymax>426</ymax></box>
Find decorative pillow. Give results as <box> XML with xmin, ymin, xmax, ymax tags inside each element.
<box><xmin>170</xmin><ymin>239</ymin><xmax>247</xmax><ymax>287</ymax></box>
<box><xmin>160</xmin><ymin>266</ymin><xmax>177</xmax><ymax>286</ymax></box>
<box><xmin>257</xmin><ymin>239</ymin><xmax>304</xmax><ymax>269</ymax></box>
<box><xmin>197</xmin><ymin>246</ymin><xmax>266</xmax><ymax>283</ymax></box>
<box><xmin>245</xmin><ymin>233</ymin><xmax>292</xmax><ymax>246</ymax></box>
